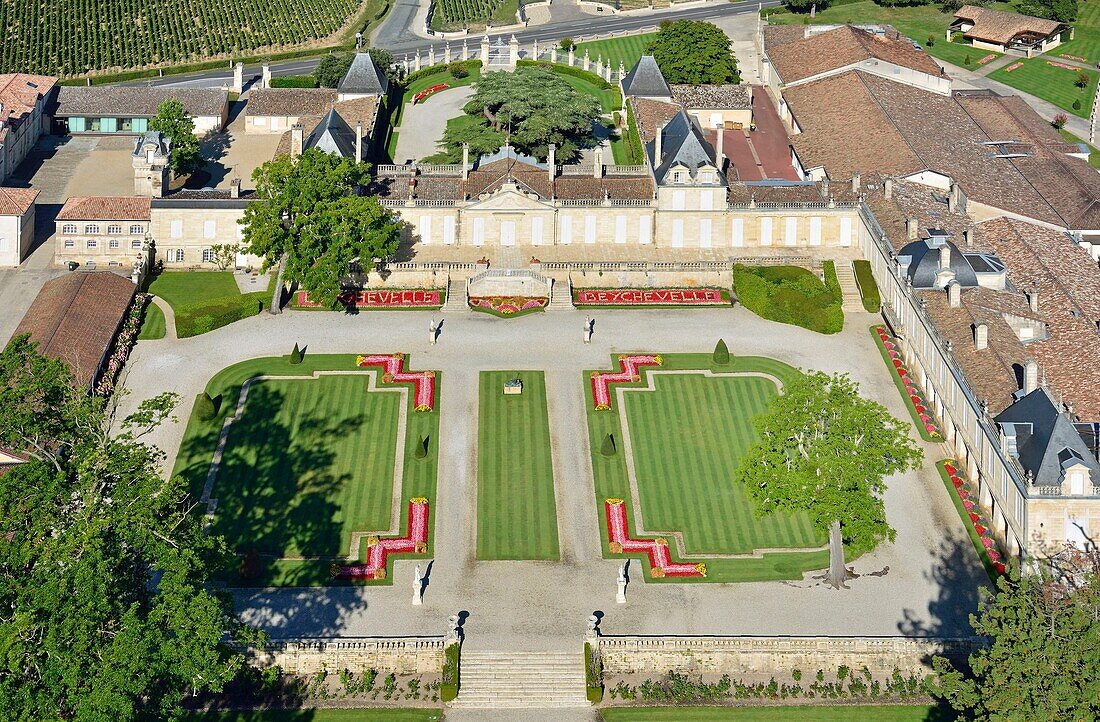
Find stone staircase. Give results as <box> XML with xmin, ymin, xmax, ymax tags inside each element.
<box><xmin>443</xmin><ymin>275</ymin><xmax>468</xmax><ymax>312</ymax></box>
<box><xmin>548</xmin><ymin>278</ymin><xmax>575</xmax><ymax>311</ymax></box>
<box><xmin>833</xmin><ymin>260</ymin><xmax>864</xmax><ymax>312</ymax></box>
<box><xmin>449</xmin><ymin>650</ymin><xmax>590</xmax><ymax>709</ymax></box>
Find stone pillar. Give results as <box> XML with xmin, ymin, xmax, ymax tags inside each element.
<box><xmin>429</xmin><ymin>45</ymin><xmax>436</xmax><ymax>67</ymax></box>
<box><xmin>593</xmin><ymin>147</ymin><xmax>603</xmax><ymax>178</ymax></box>
<box><xmin>533</xmin><ymin>39</ymin><xmax>539</xmax><ymax>60</ymax></box>
<box><xmin>414</xmin><ymin>52</ymin><xmax>422</xmax><ymax>72</ymax></box>
<box><xmin>403</xmin><ymin>55</ymin><xmax>410</xmax><ymax>74</ymax></box>
<box><xmin>444</xmin><ymin>44</ymin><xmax>451</xmax><ymax>64</ymax></box>
<box><xmin>583</xmin><ymin>49</ymin><xmax>590</xmax><ymax>71</ymax></box>
<box><xmin>568</xmin><ymin>47</ymin><xmax>575</xmax><ymax>66</ymax></box>
<box><xmin>232</xmin><ymin>61</ymin><xmax>244</xmax><ymax>93</ymax></box>
<box><xmin>548</xmin><ymin>143</ymin><xmax>556</xmax><ymax>184</ymax></box>
<box><xmin>604</xmin><ymin>64</ymin><xmax>612</xmax><ymax>82</ymax></box>
<box><xmin>261</xmin><ymin>63</ymin><xmax>271</xmax><ymax>89</ymax></box>
<box><xmin>230</xmin><ymin>178</ymin><xmax>241</xmax><ymax>198</ymax></box>
<box><xmin>355</xmin><ymin>121</ymin><xmax>363</xmax><ymax>164</ymax></box>
<box><xmin>618</xmin><ymin>60</ymin><xmax>625</xmax><ymax>80</ymax></box>
<box><xmin>509</xmin><ymin>34</ymin><xmax>519</xmax><ymax>67</ymax></box>
<box><xmin>595</xmin><ymin>58</ymin><xmax>604</xmax><ymax>79</ymax></box>
<box><xmin>462</xmin><ymin>40</ymin><xmax>469</xmax><ymax>62</ymax></box>
<box><xmin>481</xmin><ymin>35</ymin><xmax>491</xmax><ymax>66</ymax></box>
<box><xmin>551</xmin><ymin>46</ymin><xmax>558</xmax><ymax>63</ymax></box>
<box><xmin>462</xmin><ymin>143</ymin><xmax>470</xmax><ymax>180</ymax></box>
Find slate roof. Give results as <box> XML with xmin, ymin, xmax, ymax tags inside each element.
<box><xmin>247</xmin><ymin>88</ymin><xmax>337</xmax><ymax>117</ymax></box>
<box><xmin>57</xmin><ymin>196</ymin><xmax>151</xmax><ymax>221</ymax></box>
<box><xmin>53</xmin><ymin>86</ymin><xmax>228</xmax><ymax>117</ymax></box>
<box><xmin>954</xmin><ymin>6</ymin><xmax>1065</xmax><ymax>44</ymax></box>
<box><xmin>899</xmin><ymin>236</ymin><xmax>980</xmax><ymax>289</ymax></box>
<box><xmin>273</xmin><ymin>96</ymin><xmax>380</xmax><ymax>158</ymax></box>
<box><xmin>670</xmin><ymin>84</ymin><xmax>751</xmax><ymax>110</ymax></box>
<box><xmin>12</xmin><ymin>272</ymin><xmax>135</xmax><ymax>389</ymax></box>
<box><xmin>621</xmin><ymin>56</ymin><xmax>673</xmax><ymax>99</ymax></box>
<box><xmin>648</xmin><ymin>111</ymin><xmax>724</xmax><ymax>185</ymax></box>
<box><xmin>995</xmin><ymin>388</ymin><xmax>1100</xmax><ymax>484</ymax></box>
<box><xmin>338</xmin><ymin>53</ymin><xmax>390</xmax><ymax>96</ymax></box>
<box><xmin>306</xmin><ymin>108</ymin><xmax>357</xmax><ymax>157</ymax></box>
<box><xmin>765</xmin><ymin>24</ymin><xmax>943</xmax><ymax>84</ymax></box>
<box><xmin>0</xmin><ymin>187</ymin><xmax>38</xmax><ymax>216</ymax></box>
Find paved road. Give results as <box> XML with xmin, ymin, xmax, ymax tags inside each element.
<box><xmin>126</xmin><ymin>0</ymin><xmax>780</xmax><ymax>89</ymax></box>
<box><xmin>119</xmin><ymin>303</ymin><xmax>988</xmax><ymax>649</ymax></box>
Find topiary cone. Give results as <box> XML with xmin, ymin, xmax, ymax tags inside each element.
<box><xmin>289</xmin><ymin>342</ymin><xmax>303</xmax><ymax>364</ymax></box>
<box><xmin>713</xmin><ymin>338</ymin><xmax>730</xmax><ymax>365</ymax></box>
<box><xmin>601</xmin><ymin>433</ymin><xmax>617</xmax><ymax>456</ymax></box>
<box><xmin>195</xmin><ymin>391</ymin><xmax>216</xmax><ymax>421</ymax></box>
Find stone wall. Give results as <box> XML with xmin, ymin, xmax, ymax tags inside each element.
<box><xmin>250</xmin><ymin>637</ymin><xmax>446</xmax><ymax>677</ymax></box>
<box><xmin>596</xmin><ymin>635</ymin><xmax>977</xmax><ymax>679</ymax></box>
<box><xmin>571</xmin><ymin>269</ymin><xmax>731</xmax><ymax>290</ymax></box>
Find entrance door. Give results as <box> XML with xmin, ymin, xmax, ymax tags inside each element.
<box><xmin>500</xmin><ymin>220</ymin><xmax>516</xmax><ymax>246</ymax></box>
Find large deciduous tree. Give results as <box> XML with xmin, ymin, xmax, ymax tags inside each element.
<box><xmin>0</xmin><ymin>336</ymin><xmax>261</xmax><ymax>721</ymax></box>
<box><xmin>149</xmin><ymin>98</ymin><xmax>202</xmax><ymax>176</ymax></box>
<box><xmin>736</xmin><ymin>371</ymin><xmax>922</xmax><ymax>584</ymax></box>
<box><xmin>242</xmin><ymin>148</ymin><xmax>402</xmax><ymax>309</ymax></box>
<box><xmin>932</xmin><ymin>550</ymin><xmax>1100</xmax><ymax>721</ymax></box>
<box><xmin>461</xmin><ymin>66</ymin><xmax>602</xmax><ymax>162</ymax></box>
<box><xmin>646</xmin><ymin>21</ymin><xmax>740</xmax><ymax>85</ymax></box>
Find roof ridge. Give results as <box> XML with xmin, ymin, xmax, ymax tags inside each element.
<box><xmin>851</xmin><ymin>71</ymin><xmax>927</xmax><ymax>177</ymax></box>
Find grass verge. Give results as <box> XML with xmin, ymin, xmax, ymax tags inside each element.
<box><xmin>138</xmin><ymin>301</ymin><xmax>166</xmax><ymax>340</ymax></box>
<box><xmin>599</xmin><ymin>706</ymin><xmax>949</xmax><ymax>721</ymax></box>
<box><xmin>853</xmin><ymin>259</ymin><xmax>881</xmax><ymax>312</ymax></box>
<box><xmin>147</xmin><ymin>271</ymin><xmax>269</xmax><ymax>338</ymax></box>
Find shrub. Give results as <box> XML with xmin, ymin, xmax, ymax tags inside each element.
<box><xmin>289</xmin><ymin>342</ymin><xmax>303</xmax><ymax>364</ymax></box>
<box><xmin>713</xmin><ymin>339</ymin><xmax>730</xmax><ymax>365</ymax></box>
<box><xmin>1074</xmin><ymin>98</ymin><xmax>1083</xmax><ymax>110</ymax></box>
<box><xmin>440</xmin><ymin>643</ymin><xmax>460</xmax><ymax>701</ymax></box>
<box><xmin>195</xmin><ymin>391</ymin><xmax>217</xmax><ymax>421</ymax></box>
<box><xmin>926</xmin><ymin>35</ymin><xmax>935</xmax><ymax>47</ymax></box>
<box><xmin>584</xmin><ymin>642</ymin><xmax>603</xmax><ymax>703</ymax></box>
<box><xmin>1053</xmin><ymin>113</ymin><xmax>1069</xmax><ymax>129</ymax></box>
<box><xmin>270</xmin><ymin>75</ymin><xmax>317</xmax><ymax>88</ymax></box>
<box><xmin>403</xmin><ymin>59</ymin><xmax>481</xmax><ymax>87</ymax></box>
<box><xmin>414</xmin><ymin>434</ymin><xmax>429</xmax><ymax>459</ymax></box>
<box><xmin>516</xmin><ymin>58</ymin><xmax>615</xmax><ymax>90</ymax></box>
<box><xmin>964</xmin><ymin>54</ymin><xmax>971</xmax><ymax>66</ymax></box>
<box><xmin>560</xmin><ymin>37</ymin><xmax>576</xmax><ymax>51</ymax></box>
<box><xmin>732</xmin><ymin>264</ymin><xmax>842</xmax><ymax>334</ymax></box>
<box><xmin>601</xmin><ymin>433</ymin><xmax>617</xmax><ymax>456</ymax></box>
<box><xmin>448</xmin><ymin>61</ymin><xmax>469</xmax><ymax>79</ymax></box>
<box><xmin>174</xmin><ymin>294</ymin><xmax>264</xmax><ymax>337</ymax></box>
<box><xmin>853</xmin><ymin>260</ymin><xmax>881</xmax><ymax>313</ymax></box>
<box><xmin>1076</xmin><ymin>71</ymin><xmax>1089</xmax><ymax>88</ymax></box>
<box><xmin>238</xmin><ymin>547</ymin><xmax>262</xmax><ymax>580</ymax></box>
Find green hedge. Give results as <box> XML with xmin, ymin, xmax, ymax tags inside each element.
<box><xmin>270</xmin><ymin>75</ymin><xmax>317</xmax><ymax>88</ymax></box>
<box><xmin>853</xmin><ymin>260</ymin><xmax>881</xmax><ymax>313</ymax></box>
<box><xmin>174</xmin><ymin>293</ymin><xmax>265</xmax><ymax>338</ymax></box>
<box><xmin>440</xmin><ymin>642</ymin><xmax>460</xmax><ymax>702</ymax></box>
<box><xmin>402</xmin><ymin>59</ymin><xmax>482</xmax><ymax>87</ymax></box>
<box><xmin>584</xmin><ymin>642</ymin><xmax>603</xmax><ymax>703</ymax></box>
<box><xmin>624</xmin><ymin>100</ymin><xmax>645</xmax><ymax>165</ymax></box>
<box><xmin>516</xmin><ymin>59</ymin><xmax>615</xmax><ymax>89</ymax></box>
<box><xmin>732</xmin><ymin>264</ymin><xmax>843</xmax><ymax>335</ymax></box>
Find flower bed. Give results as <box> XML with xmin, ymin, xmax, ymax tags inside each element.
<box><xmin>356</xmin><ymin>353</ymin><xmax>436</xmax><ymax>411</ymax></box>
<box><xmin>872</xmin><ymin>326</ymin><xmax>942</xmax><ymax>441</ymax></box>
<box><xmin>590</xmin><ymin>354</ymin><xmax>662</xmax><ymax>410</ymax></box>
<box><xmin>295</xmin><ymin>289</ymin><xmax>444</xmax><ymax>309</ymax></box>
<box><xmin>1005</xmin><ymin>61</ymin><xmax>1024</xmax><ymax>73</ymax></box>
<box><xmin>1047</xmin><ymin>60</ymin><xmax>1078</xmax><ymax>71</ymax></box>
<box><xmin>334</xmin><ymin>498</ymin><xmax>430</xmax><ymax>581</ymax></box>
<box><xmin>941</xmin><ymin>460</ymin><xmax>1007</xmax><ymax>578</ymax></box>
<box><xmin>96</xmin><ymin>293</ymin><xmax>151</xmax><ymax>396</ymax></box>
<box><xmin>574</xmin><ymin>288</ymin><xmax>730</xmax><ymax>307</ymax></box>
<box><xmin>605</xmin><ymin>499</ymin><xmax>705</xmax><ymax>578</ymax></box>
<box><xmin>469</xmin><ymin>295</ymin><xmax>547</xmax><ymax>316</ymax></box>
<box><xmin>1061</xmin><ymin>53</ymin><xmax>1088</xmax><ymax>63</ymax></box>
<box><xmin>977</xmin><ymin>53</ymin><xmax>997</xmax><ymax>65</ymax></box>
<box><xmin>413</xmin><ymin>83</ymin><xmax>448</xmax><ymax>103</ymax></box>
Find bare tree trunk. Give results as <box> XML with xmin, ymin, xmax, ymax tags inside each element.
<box><xmin>825</xmin><ymin>520</ymin><xmax>852</xmax><ymax>589</ymax></box>
<box><xmin>269</xmin><ymin>252</ymin><xmax>288</xmax><ymax>315</ymax></box>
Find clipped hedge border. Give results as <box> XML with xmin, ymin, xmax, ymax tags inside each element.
<box><xmin>853</xmin><ymin>259</ymin><xmax>881</xmax><ymax>313</ymax></box>
<box><xmin>584</xmin><ymin>641</ymin><xmax>603</xmax><ymax>704</ymax></box>
<box><xmin>440</xmin><ymin>642</ymin><xmax>460</xmax><ymax>702</ymax></box>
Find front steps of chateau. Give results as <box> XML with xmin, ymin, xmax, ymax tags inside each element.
<box><xmin>549</xmin><ymin>278</ymin><xmax>575</xmax><ymax>310</ymax></box>
<box><xmin>449</xmin><ymin>650</ymin><xmax>589</xmax><ymax>709</ymax></box>
<box><xmin>833</xmin><ymin>261</ymin><xmax>864</xmax><ymax>312</ymax></box>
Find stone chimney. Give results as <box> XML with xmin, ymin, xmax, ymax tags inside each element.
<box><xmin>884</xmin><ymin>178</ymin><xmax>893</xmax><ymax>199</ymax></box>
<box><xmin>948</xmin><ymin>280</ymin><xmax>961</xmax><ymax>308</ymax></box>
<box><xmin>905</xmin><ymin>217</ymin><xmax>917</xmax><ymax>240</ymax></box>
<box><xmin>948</xmin><ymin>182</ymin><xmax>964</xmax><ymax>212</ymax></box>
<box><xmin>230</xmin><ymin>178</ymin><xmax>241</xmax><ymax>198</ymax></box>
<box><xmin>290</xmin><ymin>124</ymin><xmax>304</xmax><ymax>158</ymax></box>
<box><xmin>974</xmin><ymin>322</ymin><xmax>988</xmax><ymax>351</ymax></box>
<box><xmin>1028</xmin><ymin>289</ymin><xmax>1040</xmax><ymax>313</ymax></box>
<box><xmin>1024</xmin><ymin>358</ymin><xmax>1039</xmax><ymax>394</ymax></box>
<box><xmin>355</xmin><ymin>121</ymin><xmax>363</xmax><ymax>164</ymax></box>
<box><xmin>939</xmin><ymin>243</ymin><xmax>951</xmax><ymax>270</ymax></box>
<box><xmin>262</xmin><ymin>63</ymin><xmax>271</xmax><ymax>89</ymax></box>
<box><xmin>821</xmin><ymin>177</ymin><xmax>830</xmax><ymax>199</ymax></box>
<box><xmin>963</xmin><ymin>228</ymin><xmax>973</xmax><ymax>247</ymax></box>
<box><xmin>593</xmin><ymin>147</ymin><xmax>603</xmax><ymax>179</ymax></box>
<box><xmin>462</xmin><ymin>143</ymin><xmax>469</xmax><ymax>181</ymax></box>
<box><xmin>547</xmin><ymin>143</ymin><xmax>556</xmax><ymax>184</ymax></box>
<box><xmin>654</xmin><ymin>125</ymin><xmax>664</xmax><ymax>167</ymax></box>
<box><xmin>716</xmin><ymin>127</ymin><xmax>725</xmax><ymax>167</ymax></box>
<box><xmin>851</xmin><ymin>172</ymin><xmax>860</xmax><ymax>194</ymax></box>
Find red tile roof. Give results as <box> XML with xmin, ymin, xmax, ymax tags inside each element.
<box><xmin>0</xmin><ymin>73</ymin><xmax>56</xmax><ymax>126</ymax></box>
<box><xmin>954</xmin><ymin>6</ymin><xmax>1064</xmax><ymax>45</ymax></box>
<box><xmin>766</xmin><ymin>25</ymin><xmax>943</xmax><ymax>85</ymax></box>
<box><xmin>57</xmin><ymin>196</ymin><xmax>151</xmax><ymax>222</ymax></box>
<box><xmin>0</xmin><ymin>187</ymin><xmax>38</xmax><ymax>216</ymax></box>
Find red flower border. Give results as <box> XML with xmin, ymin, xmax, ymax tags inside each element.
<box><xmin>942</xmin><ymin>460</ymin><xmax>1007</xmax><ymax>576</ymax></box>
<box><xmin>873</xmin><ymin>326</ymin><xmax>942</xmax><ymax>441</ymax></box>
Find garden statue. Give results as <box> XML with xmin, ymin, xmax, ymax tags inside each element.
<box><xmin>413</xmin><ymin>563</ymin><xmax>423</xmax><ymax>605</ymax></box>
<box><xmin>616</xmin><ymin>561</ymin><xmax>627</xmax><ymax>603</ymax></box>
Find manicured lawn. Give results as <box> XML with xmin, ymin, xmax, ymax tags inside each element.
<box><xmin>1059</xmin><ymin>128</ymin><xmax>1100</xmax><ymax>167</ymax></box>
<box><xmin>988</xmin><ymin>58</ymin><xmax>1097</xmax><ymax>117</ymax></box>
<box><xmin>574</xmin><ymin>33</ymin><xmax>657</xmax><ymax>75</ymax></box>
<box><xmin>138</xmin><ymin>300</ymin><xmax>166</xmax><ymax>340</ymax></box>
<box><xmin>586</xmin><ymin>353</ymin><xmax>830</xmax><ymax>583</ymax></box>
<box><xmin>554</xmin><ymin>71</ymin><xmax>622</xmax><ymax>114</ymax></box>
<box><xmin>147</xmin><ymin>271</ymin><xmax>268</xmax><ymax>337</ymax></box>
<box><xmin>1043</xmin><ymin>0</ymin><xmax>1100</xmax><ymax>62</ymax></box>
<box><xmin>476</xmin><ymin>371</ymin><xmax>560</xmax><ymax>560</ymax></box>
<box><xmin>183</xmin><ymin>710</ymin><xmax>442</xmax><ymax>722</ymax></box>
<box><xmin>600</xmin><ymin>706</ymin><xmax>947</xmax><ymax>721</ymax></box>
<box><xmin>172</xmin><ymin>354</ymin><xmax>440</xmax><ymax>586</ymax></box>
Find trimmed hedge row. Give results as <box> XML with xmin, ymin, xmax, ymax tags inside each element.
<box><xmin>516</xmin><ymin>58</ymin><xmax>616</xmax><ymax>90</ymax></box>
<box><xmin>585</xmin><ymin>641</ymin><xmax>603</xmax><ymax>703</ymax></box>
<box><xmin>271</xmin><ymin>75</ymin><xmax>317</xmax><ymax>88</ymax></box>
<box><xmin>440</xmin><ymin>643</ymin><xmax>460</xmax><ymax>702</ymax></box>
<box><xmin>732</xmin><ymin>263</ymin><xmax>843</xmax><ymax>335</ymax></box>
<box><xmin>402</xmin><ymin>59</ymin><xmax>482</xmax><ymax>87</ymax></box>
<box><xmin>174</xmin><ymin>293</ymin><xmax>265</xmax><ymax>338</ymax></box>
<box><xmin>853</xmin><ymin>259</ymin><xmax>882</xmax><ymax>313</ymax></box>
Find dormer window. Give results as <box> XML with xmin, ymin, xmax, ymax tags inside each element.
<box><xmin>700</xmin><ymin>171</ymin><xmax>714</xmax><ymax>185</ymax></box>
<box><xmin>673</xmin><ymin>171</ymin><xmax>687</xmax><ymax>184</ymax></box>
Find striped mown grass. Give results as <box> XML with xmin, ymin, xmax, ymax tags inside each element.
<box><xmin>573</xmin><ymin>33</ymin><xmax>657</xmax><ymax>75</ymax></box>
<box><xmin>586</xmin><ymin>353</ymin><xmax>829</xmax><ymax>582</ymax></box>
<box><xmin>172</xmin><ymin>354</ymin><xmax>440</xmax><ymax>586</ymax></box>
<box><xmin>476</xmin><ymin>371</ymin><xmax>560</xmax><ymax>560</ymax></box>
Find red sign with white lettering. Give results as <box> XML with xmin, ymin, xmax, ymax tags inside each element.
<box><xmin>296</xmin><ymin>290</ymin><xmax>443</xmax><ymax>308</ymax></box>
<box><xmin>574</xmin><ymin>288</ymin><xmax>726</xmax><ymax>306</ymax></box>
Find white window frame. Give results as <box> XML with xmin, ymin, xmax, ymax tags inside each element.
<box><xmin>699</xmin><ymin>218</ymin><xmax>712</xmax><ymax>248</ymax></box>
<box><xmin>62</xmin><ymin>223</ymin><xmax>77</xmax><ymax>234</ymax></box>
<box><xmin>129</xmin><ymin>224</ymin><xmax>143</xmax><ymax>235</ymax></box>
<box><xmin>203</xmin><ymin>219</ymin><xmax>217</xmax><ymax>239</ymax></box>
<box><xmin>202</xmin><ymin>248</ymin><xmax>215</xmax><ymax>264</ymax></box>
<box><xmin>759</xmin><ymin>217</ymin><xmax>773</xmax><ymax>246</ymax></box>
<box><xmin>170</xmin><ymin>220</ymin><xmax>183</xmax><ymax>238</ymax></box>
<box><xmin>559</xmin><ymin>215</ymin><xmax>572</xmax><ymax>245</ymax></box>
<box><xmin>731</xmin><ymin>218</ymin><xmax>744</xmax><ymax>247</ymax></box>
<box><xmin>614</xmin><ymin>215</ymin><xmax>627</xmax><ymax>244</ymax></box>
<box><xmin>85</xmin><ymin>224</ymin><xmax>99</xmax><ymax>234</ymax></box>
<box><xmin>107</xmin><ymin>224</ymin><xmax>122</xmax><ymax>235</ymax></box>
<box><xmin>584</xmin><ymin>215</ymin><xmax>596</xmax><ymax>244</ymax></box>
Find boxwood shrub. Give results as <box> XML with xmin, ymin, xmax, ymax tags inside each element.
<box><xmin>732</xmin><ymin>263</ymin><xmax>843</xmax><ymax>335</ymax></box>
<box><xmin>440</xmin><ymin>642</ymin><xmax>460</xmax><ymax>702</ymax></box>
<box><xmin>853</xmin><ymin>259</ymin><xmax>881</xmax><ymax>312</ymax></box>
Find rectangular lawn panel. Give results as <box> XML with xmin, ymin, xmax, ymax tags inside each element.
<box><xmin>573</xmin><ymin>33</ymin><xmax>657</xmax><ymax>74</ymax></box>
<box><xmin>600</xmin><ymin>706</ymin><xmax>945</xmax><ymax>722</ymax></box>
<box><xmin>624</xmin><ymin>373</ymin><xmax>820</xmax><ymax>554</ymax></box>
<box><xmin>989</xmin><ymin>58</ymin><xmax>1097</xmax><ymax>117</ymax></box>
<box><xmin>476</xmin><ymin>370</ymin><xmax>560</xmax><ymax>560</ymax></box>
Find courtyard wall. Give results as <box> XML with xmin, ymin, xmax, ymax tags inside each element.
<box><xmin>251</xmin><ymin>636</ymin><xmax>446</xmax><ymax>676</ymax></box>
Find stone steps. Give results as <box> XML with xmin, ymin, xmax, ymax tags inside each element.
<box><xmin>443</xmin><ymin>276</ymin><xmax>468</xmax><ymax>312</ymax></box>
<box><xmin>833</xmin><ymin>260</ymin><xmax>864</xmax><ymax>312</ymax></box>
<box><xmin>548</xmin><ymin>278</ymin><xmax>575</xmax><ymax>311</ymax></box>
<box><xmin>450</xmin><ymin>650</ymin><xmax>590</xmax><ymax>709</ymax></box>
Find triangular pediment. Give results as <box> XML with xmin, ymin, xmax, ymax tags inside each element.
<box><xmin>467</xmin><ymin>187</ymin><xmax>554</xmax><ymax>211</ymax></box>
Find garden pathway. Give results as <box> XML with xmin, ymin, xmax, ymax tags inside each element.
<box><xmin>122</xmin><ymin>305</ymin><xmax>989</xmax><ymax>651</ymax></box>
<box><xmin>150</xmin><ymin>296</ymin><xmax>177</xmax><ymax>341</ymax></box>
<box><xmin>392</xmin><ymin>86</ymin><xmax>475</xmax><ymax>164</ymax></box>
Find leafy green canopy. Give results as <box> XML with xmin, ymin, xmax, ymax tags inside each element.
<box><xmin>149</xmin><ymin>98</ymin><xmax>202</xmax><ymax>176</ymax></box>
<box><xmin>737</xmin><ymin>371</ymin><xmax>922</xmax><ymax>555</ymax></box>
<box><xmin>933</xmin><ymin>553</ymin><xmax>1100</xmax><ymax>721</ymax></box>
<box><xmin>314</xmin><ymin>48</ymin><xmax>396</xmax><ymax>88</ymax></box>
<box><xmin>646</xmin><ymin>20</ymin><xmax>740</xmax><ymax>85</ymax></box>
<box><xmin>452</xmin><ymin>66</ymin><xmax>602</xmax><ymax>163</ymax></box>
<box><xmin>242</xmin><ymin>148</ymin><xmax>402</xmax><ymax>308</ymax></box>
<box><xmin>0</xmin><ymin>336</ymin><xmax>260</xmax><ymax>721</ymax></box>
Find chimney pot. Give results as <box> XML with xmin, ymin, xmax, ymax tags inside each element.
<box><xmin>230</xmin><ymin>178</ymin><xmax>241</xmax><ymax>198</ymax></box>
<box><xmin>290</xmin><ymin>123</ymin><xmax>304</xmax><ymax>158</ymax></box>
<box><xmin>905</xmin><ymin>217</ymin><xmax>917</xmax><ymax>240</ymax></box>
<box><xmin>655</xmin><ymin>124</ymin><xmax>664</xmax><ymax>166</ymax></box>
<box><xmin>964</xmin><ymin>228</ymin><xmax>973</xmax><ymax>247</ymax></box>
<box><xmin>948</xmin><ymin>280</ymin><xmax>961</xmax><ymax>308</ymax></box>
<box><xmin>1028</xmin><ymin>289</ymin><xmax>1039</xmax><ymax>313</ymax></box>
<box><xmin>548</xmin><ymin>143</ymin><xmax>556</xmax><ymax>184</ymax></box>
<box><xmin>974</xmin><ymin>322</ymin><xmax>988</xmax><ymax>351</ymax></box>
<box><xmin>884</xmin><ymin>178</ymin><xmax>893</xmax><ymax>199</ymax></box>
<box><xmin>1024</xmin><ymin>359</ymin><xmax>1039</xmax><ymax>394</ymax></box>
<box><xmin>851</xmin><ymin>172</ymin><xmax>860</xmax><ymax>193</ymax></box>
<box><xmin>939</xmin><ymin>243</ymin><xmax>951</xmax><ymax>270</ymax></box>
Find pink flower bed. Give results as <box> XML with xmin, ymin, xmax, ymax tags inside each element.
<box><xmin>944</xmin><ymin>461</ymin><xmax>1007</xmax><ymax>575</ymax></box>
<box><xmin>1047</xmin><ymin>60</ymin><xmax>1077</xmax><ymax>70</ymax></box>
<box><xmin>1061</xmin><ymin>53</ymin><xmax>1088</xmax><ymax>62</ymax></box>
<box><xmin>469</xmin><ymin>296</ymin><xmax>548</xmax><ymax>315</ymax></box>
<box><xmin>1005</xmin><ymin>61</ymin><xmax>1024</xmax><ymax>73</ymax></box>
<box><xmin>874</xmin><ymin>326</ymin><xmax>942</xmax><ymax>439</ymax></box>
<box><xmin>590</xmin><ymin>354</ymin><xmax>662</xmax><ymax>410</ymax></box>
<box><xmin>96</xmin><ymin>293</ymin><xmax>151</xmax><ymax>396</ymax></box>
<box><xmin>356</xmin><ymin>353</ymin><xmax>436</xmax><ymax>411</ymax></box>
<box><xmin>413</xmin><ymin>83</ymin><xmax>448</xmax><ymax>103</ymax></box>
<box><xmin>574</xmin><ymin>288</ymin><xmax>727</xmax><ymax>306</ymax></box>
<box><xmin>605</xmin><ymin>499</ymin><xmax>706</xmax><ymax>578</ymax></box>
<box><xmin>977</xmin><ymin>54</ymin><xmax>997</xmax><ymax>65</ymax></box>
<box><xmin>296</xmin><ymin>289</ymin><xmax>442</xmax><ymax>308</ymax></box>
<box><xmin>335</xmin><ymin>498</ymin><xmax>430</xmax><ymax>581</ymax></box>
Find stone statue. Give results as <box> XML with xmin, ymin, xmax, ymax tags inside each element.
<box><xmin>616</xmin><ymin>561</ymin><xmax>627</xmax><ymax>603</ymax></box>
<box><xmin>429</xmin><ymin>319</ymin><xmax>437</xmax><ymax>345</ymax></box>
<box><xmin>412</xmin><ymin>563</ymin><xmax>423</xmax><ymax>605</ymax></box>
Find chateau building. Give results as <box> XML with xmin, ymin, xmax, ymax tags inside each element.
<box><xmin>0</xmin><ymin>73</ymin><xmax>57</xmax><ymax>184</ymax></box>
<box><xmin>52</xmin><ymin>86</ymin><xmax>229</xmax><ymax>135</ymax></box>
<box><xmin>0</xmin><ymin>187</ymin><xmax>38</xmax><ymax>267</ymax></box>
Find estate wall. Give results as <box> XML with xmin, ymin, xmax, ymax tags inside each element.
<box><xmin>250</xmin><ymin>637</ymin><xmax>446</xmax><ymax>676</ymax></box>
<box><xmin>571</xmin><ymin>269</ymin><xmax>731</xmax><ymax>289</ymax></box>
<box><xmin>595</xmin><ymin>635</ymin><xmax>977</xmax><ymax>679</ymax></box>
